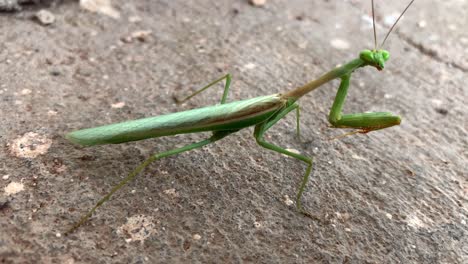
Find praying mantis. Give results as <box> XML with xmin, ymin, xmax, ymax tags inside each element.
<box><xmin>65</xmin><ymin>0</ymin><xmax>416</xmax><ymax>234</ymax></box>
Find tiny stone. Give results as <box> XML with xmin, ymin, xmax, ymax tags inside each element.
<box><xmin>249</xmin><ymin>0</ymin><xmax>266</xmax><ymax>7</ymax></box>
<box><xmin>128</xmin><ymin>15</ymin><xmax>142</xmax><ymax>23</ymax></box>
<box><xmin>4</xmin><ymin>182</ymin><xmax>24</xmax><ymax>196</ymax></box>
<box><xmin>47</xmin><ymin>110</ymin><xmax>58</xmax><ymax>116</ymax></box>
<box><xmin>21</xmin><ymin>89</ymin><xmax>32</xmax><ymax>95</ymax></box>
<box><xmin>35</xmin><ymin>10</ymin><xmax>56</xmax><ymax>25</ymax></box>
<box><xmin>80</xmin><ymin>0</ymin><xmax>120</xmax><ymax>19</ymax></box>
<box><xmin>56</xmin><ymin>232</ymin><xmax>62</xmax><ymax>238</ymax></box>
<box><xmin>330</xmin><ymin>38</ymin><xmax>350</xmax><ymax>50</ymax></box>
<box><xmin>417</xmin><ymin>20</ymin><xmax>427</xmax><ymax>28</ymax></box>
<box><xmin>283</xmin><ymin>195</ymin><xmax>294</xmax><ymax>206</ymax></box>
<box><xmin>111</xmin><ymin>102</ymin><xmax>125</xmax><ymax>108</ymax></box>
<box><xmin>386</xmin><ymin>213</ymin><xmax>393</xmax><ymax>219</ymax></box>
<box><xmin>163</xmin><ymin>188</ymin><xmax>177</xmax><ymax>196</ymax></box>
<box><xmin>2</xmin><ymin>175</ymin><xmax>9</xmax><ymax>180</ymax></box>
<box><xmin>131</xmin><ymin>30</ymin><xmax>152</xmax><ymax>42</ymax></box>
<box><xmin>384</xmin><ymin>13</ymin><xmax>399</xmax><ymax>27</ymax></box>
<box><xmin>244</xmin><ymin>63</ymin><xmax>256</xmax><ymax>70</ymax></box>
<box><xmin>192</xmin><ymin>234</ymin><xmax>201</xmax><ymax>240</ymax></box>
<box><xmin>431</xmin><ymin>99</ymin><xmax>443</xmax><ymax>106</ymax></box>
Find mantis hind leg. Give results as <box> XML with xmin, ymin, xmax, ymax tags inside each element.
<box><xmin>254</xmin><ymin>103</ymin><xmax>316</xmax><ymax>219</ymax></box>
<box><xmin>176</xmin><ymin>74</ymin><xmax>232</xmax><ymax>104</ymax></box>
<box><xmin>66</xmin><ymin>130</ymin><xmax>234</xmax><ymax>235</ymax></box>
<box><xmin>328</xmin><ymin>74</ymin><xmax>401</xmax><ymax>134</ymax></box>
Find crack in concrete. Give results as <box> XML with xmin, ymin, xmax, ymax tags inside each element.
<box><xmin>399</xmin><ymin>33</ymin><xmax>468</xmax><ymax>73</ymax></box>
<box><xmin>345</xmin><ymin>2</ymin><xmax>468</xmax><ymax>74</ymax></box>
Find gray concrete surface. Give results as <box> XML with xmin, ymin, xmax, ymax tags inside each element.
<box><xmin>0</xmin><ymin>0</ymin><xmax>466</xmax><ymax>263</ymax></box>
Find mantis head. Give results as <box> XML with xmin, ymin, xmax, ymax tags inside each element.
<box><xmin>361</xmin><ymin>0</ymin><xmax>415</xmax><ymax>71</ymax></box>
<box><xmin>359</xmin><ymin>49</ymin><xmax>390</xmax><ymax>71</ymax></box>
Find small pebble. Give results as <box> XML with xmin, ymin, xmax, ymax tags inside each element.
<box><xmin>4</xmin><ymin>182</ymin><xmax>24</xmax><ymax>196</ymax></box>
<box><xmin>111</xmin><ymin>102</ymin><xmax>125</xmax><ymax>108</ymax></box>
<box><xmin>131</xmin><ymin>30</ymin><xmax>152</xmax><ymax>42</ymax></box>
<box><xmin>128</xmin><ymin>15</ymin><xmax>142</xmax><ymax>23</ymax></box>
<box><xmin>35</xmin><ymin>9</ymin><xmax>55</xmax><ymax>25</ymax></box>
<box><xmin>21</xmin><ymin>89</ymin><xmax>32</xmax><ymax>95</ymax></box>
<box><xmin>330</xmin><ymin>38</ymin><xmax>350</xmax><ymax>50</ymax></box>
<box><xmin>47</xmin><ymin>110</ymin><xmax>58</xmax><ymax>116</ymax></box>
<box><xmin>249</xmin><ymin>0</ymin><xmax>266</xmax><ymax>7</ymax></box>
<box><xmin>283</xmin><ymin>195</ymin><xmax>294</xmax><ymax>206</ymax></box>
<box><xmin>243</xmin><ymin>63</ymin><xmax>256</xmax><ymax>70</ymax></box>
<box><xmin>80</xmin><ymin>0</ymin><xmax>120</xmax><ymax>19</ymax></box>
<box><xmin>163</xmin><ymin>188</ymin><xmax>177</xmax><ymax>196</ymax></box>
<box><xmin>192</xmin><ymin>234</ymin><xmax>201</xmax><ymax>240</ymax></box>
<box><xmin>2</xmin><ymin>175</ymin><xmax>9</xmax><ymax>180</ymax></box>
<box><xmin>417</xmin><ymin>20</ymin><xmax>427</xmax><ymax>28</ymax></box>
<box><xmin>383</xmin><ymin>13</ymin><xmax>399</xmax><ymax>27</ymax></box>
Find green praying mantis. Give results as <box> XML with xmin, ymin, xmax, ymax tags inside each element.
<box><xmin>65</xmin><ymin>0</ymin><xmax>416</xmax><ymax>234</ymax></box>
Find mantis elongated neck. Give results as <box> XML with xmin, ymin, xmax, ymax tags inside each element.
<box><xmin>283</xmin><ymin>58</ymin><xmax>366</xmax><ymax>100</ymax></box>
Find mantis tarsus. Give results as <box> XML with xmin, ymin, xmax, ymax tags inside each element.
<box><xmin>65</xmin><ymin>0</ymin><xmax>415</xmax><ymax>234</ymax></box>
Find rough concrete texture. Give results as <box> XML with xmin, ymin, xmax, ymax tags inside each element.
<box><xmin>0</xmin><ymin>0</ymin><xmax>466</xmax><ymax>263</ymax></box>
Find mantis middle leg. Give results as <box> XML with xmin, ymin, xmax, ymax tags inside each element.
<box><xmin>254</xmin><ymin>102</ymin><xmax>313</xmax><ymax>216</ymax></box>
<box><xmin>177</xmin><ymin>74</ymin><xmax>232</xmax><ymax>104</ymax></box>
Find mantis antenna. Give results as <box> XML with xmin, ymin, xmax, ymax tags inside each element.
<box><xmin>371</xmin><ymin>0</ymin><xmax>377</xmax><ymax>50</ymax></box>
<box><xmin>380</xmin><ymin>0</ymin><xmax>416</xmax><ymax>48</ymax></box>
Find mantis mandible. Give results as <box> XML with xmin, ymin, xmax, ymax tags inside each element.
<box><xmin>65</xmin><ymin>0</ymin><xmax>415</xmax><ymax>234</ymax></box>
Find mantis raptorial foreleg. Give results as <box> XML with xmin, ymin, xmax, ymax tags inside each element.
<box><xmin>177</xmin><ymin>74</ymin><xmax>232</xmax><ymax>104</ymax></box>
<box><xmin>254</xmin><ymin>102</ymin><xmax>313</xmax><ymax>214</ymax></box>
<box><xmin>328</xmin><ymin>74</ymin><xmax>401</xmax><ymax>132</ymax></box>
<box><xmin>66</xmin><ymin>130</ymin><xmax>234</xmax><ymax>235</ymax></box>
